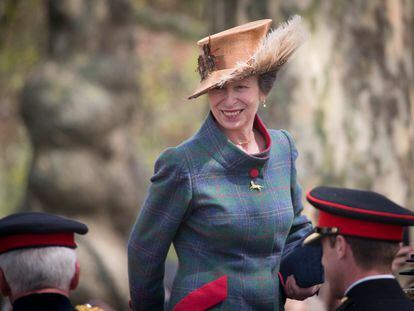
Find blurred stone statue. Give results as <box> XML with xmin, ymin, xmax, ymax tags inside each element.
<box><xmin>19</xmin><ymin>0</ymin><xmax>146</xmax><ymax>309</ymax></box>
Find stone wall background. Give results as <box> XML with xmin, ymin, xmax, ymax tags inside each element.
<box><xmin>0</xmin><ymin>0</ymin><xmax>412</xmax><ymax>309</ymax></box>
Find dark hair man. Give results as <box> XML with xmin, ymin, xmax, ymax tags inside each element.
<box><xmin>305</xmin><ymin>186</ymin><xmax>414</xmax><ymax>311</ymax></box>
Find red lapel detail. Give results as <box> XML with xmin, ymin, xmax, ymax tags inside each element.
<box><xmin>173</xmin><ymin>275</ymin><xmax>228</xmax><ymax>311</ymax></box>
<box><xmin>254</xmin><ymin>114</ymin><xmax>271</xmax><ymax>153</ymax></box>
<box><xmin>278</xmin><ymin>271</ymin><xmax>285</xmax><ymax>288</ymax></box>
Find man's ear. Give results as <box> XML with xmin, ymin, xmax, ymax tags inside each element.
<box><xmin>335</xmin><ymin>235</ymin><xmax>348</xmax><ymax>259</ymax></box>
<box><xmin>69</xmin><ymin>261</ymin><xmax>80</xmax><ymax>290</ymax></box>
<box><xmin>0</xmin><ymin>268</ymin><xmax>11</xmax><ymax>297</ymax></box>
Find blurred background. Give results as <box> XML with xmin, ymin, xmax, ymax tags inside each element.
<box><xmin>0</xmin><ymin>0</ymin><xmax>413</xmax><ymax>310</ymax></box>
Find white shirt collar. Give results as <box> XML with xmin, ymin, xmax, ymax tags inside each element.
<box><xmin>344</xmin><ymin>274</ymin><xmax>395</xmax><ymax>296</ymax></box>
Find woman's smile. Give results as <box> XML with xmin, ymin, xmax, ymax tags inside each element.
<box><xmin>220</xmin><ymin>109</ymin><xmax>244</xmax><ymax>120</ymax></box>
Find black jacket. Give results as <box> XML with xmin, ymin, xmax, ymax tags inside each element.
<box><xmin>13</xmin><ymin>293</ymin><xmax>74</xmax><ymax>311</ymax></box>
<box><xmin>336</xmin><ymin>278</ymin><xmax>414</xmax><ymax>311</ymax></box>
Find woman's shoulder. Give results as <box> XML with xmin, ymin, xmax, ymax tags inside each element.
<box><xmin>267</xmin><ymin>129</ymin><xmax>299</xmax><ymax>162</ymax></box>
<box><xmin>268</xmin><ymin>129</ymin><xmax>296</xmax><ymax>145</ymax></box>
<box><xmin>153</xmin><ymin>145</ymin><xmax>188</xmax><ymax>175</ymax></box>
<box><xmin>154</xmin><ymin>136</ymin><xmax>202</xmax><ymax>171</ymax></box>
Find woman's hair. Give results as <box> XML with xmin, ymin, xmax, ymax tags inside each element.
<box><xmin>258</xmin><ymin>71</ymin><xmax>278</xmax><ymax>95</ymax></box>
<box><xmin>0</xmin><ymin>247</ymin><xmax>77</xmax><ymax>294</ymax></box>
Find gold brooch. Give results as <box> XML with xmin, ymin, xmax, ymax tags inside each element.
<box><xmin>250</xmin><ymin>180</ymin><xmax>263</xmax><ymax>191</ymax></box>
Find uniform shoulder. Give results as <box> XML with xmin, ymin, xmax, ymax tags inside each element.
<box><xmin>75</xmin><ymin>304</ymin><xmax>104</xmax><ymax>311</ymax></box>
<box><xmin>334</xmin><ymin>297</ymin><xmax>355</xmax><ymax>311</ymax></box>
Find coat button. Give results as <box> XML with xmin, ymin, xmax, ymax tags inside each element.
<box><xmin>250</xmin><ymin>168</ymin><xmax>259</xmax><ymax>178</ymax></box>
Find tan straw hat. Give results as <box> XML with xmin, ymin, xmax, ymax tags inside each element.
<box><xmin>188</xmin><ymin>15</ymin><xmax>307</xmax><ymax>99</ymax></box>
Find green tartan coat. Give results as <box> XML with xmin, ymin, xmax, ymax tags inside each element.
<box><xmin>128</xmin><ymin>112</ymin><xmax>312</xmax><ymax>310</ymax></box>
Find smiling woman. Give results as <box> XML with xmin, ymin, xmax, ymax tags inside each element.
<box><xmin>127</xmin><ymin>16</ymin><xmax>320</xmax><ymax>311</ymax></box>
<box><xmin>207</xmin><ymin>76</ymin><xmax>265</xmax><ymax>154</ymax></box>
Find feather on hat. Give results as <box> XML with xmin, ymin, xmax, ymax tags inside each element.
<box><xmin>188</xmin><ymin>16</ymin><xmax>307</xmax><ymax>99</ymax></box>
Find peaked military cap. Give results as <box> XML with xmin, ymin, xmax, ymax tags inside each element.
<box><xmin>0</xmin><ymin>212</ymin><xmax>88</xmax><ymax>254</ymax></box>
<box><xmin>304</xmin><ymin>186</ymin><xmax>414</xmax><ymax>245</ymax></box>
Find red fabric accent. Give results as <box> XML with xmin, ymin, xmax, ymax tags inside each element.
<box><xmin>307</xmin><ymin>191</ymin><xmax>414</xmax><ymax>220</ymax></box>
<box><xmin>173</xmin><ymin>275</ymin><xmax>227</xmax><ymax>311</ymax></box>
<box><xmin>278</xmin><ymin>271</ymin><xmax>285</xmax><ymax>288</ymax></box>
<box><xmin>318</xmin><ymin>210</ymin><xmax>403</xmax><ymax>241</ymax></box>
<box><xmin>0</xmin><ymin>233</ymin><xmax>76</xmax><ymax>254</ymax></box>
<box><xmin>249</xmin><ymin>168</ymin><xmax>259</xmax><ymax>178</ymax></box>
<box><xmin>254</xmin><ymin>115</ymin><xmax>271</xmax><ymax>153</ymax></box>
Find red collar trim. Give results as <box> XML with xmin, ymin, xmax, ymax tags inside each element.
<box><xmin>307</xmin><ymin>191</ymin><xmax>414</xmax><ymax>220</ymax></box>
<box><xmin>0</xmin><ymin>233</ymin><xmax>76</xmax><ymax>254</ymax></box>
<box><xmin>253</xmin><ymin>114</ymin><xmax>271</xmax><ymax>153</ymax></box>
<box><xmin>318</xmin><ymin>210</ymin><xmax>403</xmax><ymax>241</ymax></box>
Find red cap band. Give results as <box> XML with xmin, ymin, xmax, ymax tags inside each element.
<box><xmin>318</xmin><ymin>210</ymin><xmax>403</xmax><ymax>241</ymax></box>
<box><xmin>0</xmin><ymin>232</ymin><xmax>76</xmax><ymax>254</ymax></box>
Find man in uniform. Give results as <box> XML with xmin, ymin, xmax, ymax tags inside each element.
<box><xmin>305</xmin><ymin>186</ymin><xmax>414</xmax><ymax>311</ymax></box>
<box><xmin>0</xmin><ymin>212</ymin><xmax>100</xmax><ymax>311</ymax></box>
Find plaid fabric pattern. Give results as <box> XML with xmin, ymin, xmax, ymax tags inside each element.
<box><xmin>128</xmin><ymin>113</ymin><xmax>312</xmax><ymax>310</ymax></box>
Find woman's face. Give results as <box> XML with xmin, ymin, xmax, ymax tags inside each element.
<box><xmin>207</xmin><ymin>75</ymin><xmax>265</xmax><ymax>132</ymax></box>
